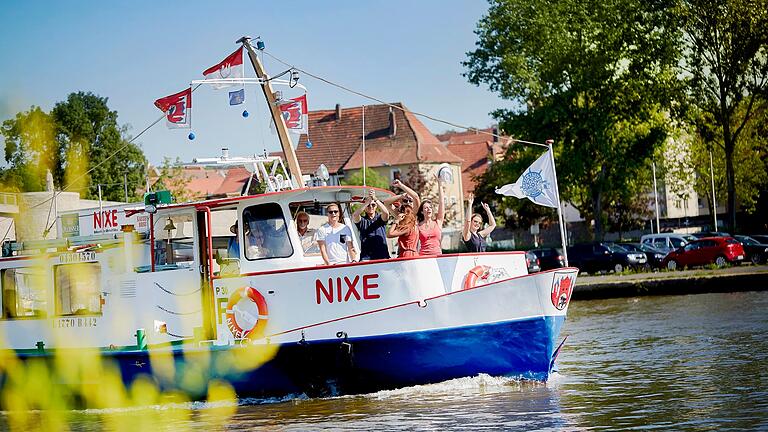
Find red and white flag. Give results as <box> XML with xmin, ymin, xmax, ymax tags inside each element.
<box><xmin>279</xmin><ymin>95</ymin><xmax>308</xmax><ymax>134</ymax></box>
<box><xmin>154</xmin><ymin>88</ymin><xmax>192</xmax><ymax>129</ymax></box>
<box><xmin>202</xmin><ymin>48</ymin><xmax>244</xmax><ymax>89</ymax></box>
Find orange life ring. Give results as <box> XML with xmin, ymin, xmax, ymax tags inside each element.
<box><xmin>463</xmin><ymin>265</ymin><xmax>492</xmax><ymax>290</ymax></box>
<box><xmin>225</xmin><ymin>287</ymin><xmax>269</xmax><ymax>340</ymax></box>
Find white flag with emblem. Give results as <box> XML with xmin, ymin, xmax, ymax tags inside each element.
<box><xmin>495</xmin><ymin>149</ymin><xmax>559</xmax><ymax>208</ymax></box>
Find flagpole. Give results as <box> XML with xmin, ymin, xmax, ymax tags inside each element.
<box><xmin>238</xmin><ymin>36</ymin><xmax>304</xmax><ymax>186</ymax></box>
<box><xmin>362</xmin><ymin>105</ymin><xmax>366</xmax><ymax>188</ymax></box>
<box><xmin>546</xmin><ymin>140</ymin><xmax>569</xmax><ymax>266</ymax></box>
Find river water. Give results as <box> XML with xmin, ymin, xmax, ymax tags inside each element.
<box><xmin>6</xmin><ymin>290</ymin><xmax>768</xmax><ymax>430</ymax></box>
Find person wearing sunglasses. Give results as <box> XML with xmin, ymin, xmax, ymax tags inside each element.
<box><xmin>462</xmin><ymin>192</ymin><xmax>496</xmax><ymax>253</ymax></box>
<box><xmin>352</xmin><ymin>189</ymin><xmax>390</xmax><ymax>261</ymax></box>
<box><xmin>316</xmin><ymin>203</ymin><xmax>358</xmax><ymax>265</ymax></box>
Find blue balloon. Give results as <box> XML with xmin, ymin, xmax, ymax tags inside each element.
<box><xmin>188</xmin><ymin>132</ymin><xmax>195</xmax><ymax>140</ymax></box>
<box><xmin>305</xmin><ymin>140</ymin><xmax>313</xmax><ymax>149</ymax></box>
<box><xmin>242</xmin><ymin>110</ymin><xmax>249</xmax><ymax>118</ymax></box>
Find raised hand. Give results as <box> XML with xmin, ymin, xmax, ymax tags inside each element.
<box><xmin>391</xmin><ymin>179</ymin><xmax>403</xmax><ymax>189</ymax></box>
<box><xmin>468</xmin><ymin>192</ymin><xmax>475</xmax><ymax>204</ymax></box>
<box><xmin>481</xmin><ymin>202</ymin><xmax>491</xmax><ymax>213</ymax></box>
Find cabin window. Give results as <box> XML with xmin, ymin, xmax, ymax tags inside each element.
<box><xmin>153</xmin><ymin>213</ymin><xmax>196</xmax><ymax>270</ymax></box>
<box><xmin>242</xmin><ymin>203</ymin><xmax>293</xmax><ymax>260</ymax></box>
<box><xmin>54</xmin><ymin>263</ymin><xmax>102</xmax><ymax>316</ymax></box>
<box><xmin>1</xmin><ymin>268</ymin><xmax>47</xmax><ymax>319</ymax></box>
<box><xmin>289</xmin><ymin>203</ymin><xmax>324</xmax><ymax>256</ymax></box>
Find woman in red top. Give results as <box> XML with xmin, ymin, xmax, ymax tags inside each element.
<box><xmin>417</xmin><ymin>175</ymin><xmax>446</xmax><ymax>255</ymax></box>
<box><xmin>387</xmin><ymin>206</ymin><xmax>419</xmax><ymax>257</ymax></box>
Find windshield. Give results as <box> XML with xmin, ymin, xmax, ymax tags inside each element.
<box><xmin>606</xmin><ymin>244</ymin><xmax>628</xmax><ymax>253</ymax></box>
<box><xmin>639</xmin><ymin>244</ymin><xmax>665</xmax><ymax>254</ymax></box>
<box><xmin>736</xmin><ymin>236</ymin><xmax>757</xmax><ymax>245</ymax></box>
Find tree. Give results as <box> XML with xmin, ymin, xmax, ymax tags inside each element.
<box><xmin>153</xmin><ymin>158</ymin><xmax>195</xmax><ymax>203</ymax></box>
<box><xmin>51</xmin><ymin>92</ymin><xmax>146</xmax><ymax>201</ymax></box>
<box><xmin>687</xmin><ymin>101</ymin><xmax>768</xmax><ymax>225</ymax></box>
<box><xmin>1</xmin><ymin>92</ymin><xmax>147</xmax><ymax>202</ymax></box>
<box><xmin>676</xmin><ymin>0</ymin><xmax>768</xmax><ymax>231</ymax></box>
<box><xmin>341</xmin><ymin>167</ymin><xmax>390</xmax><ymax>190</ymax></box>
<box><xmin>1</xmin><ymin>107</ymin><xmax>58</xmax><ymax>192</ymax></box>
<box><xmin>464</xmin><ymin>0</ymin><xmax>680</xmax><ymax>239</ymax></box>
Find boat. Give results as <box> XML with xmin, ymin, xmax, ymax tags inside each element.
<box><xmin>0</xmin><ymin>37</ymin><xmax>577</xmax><ymax>403</ymax></box>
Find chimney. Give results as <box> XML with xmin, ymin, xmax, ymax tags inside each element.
<box><xmin>335</xmin><ymin>104</ymin><xmax>342</xmax><ymax>121</ymax></box>
<box><xmin>388</xmin><ymin>107</ymin><xmax>397</xmax><ymax>138</ymax></box>
<box><xmin>492</xmin><ymin>125</ymin><xmax>499</xmax><ymax>143</ymax></box>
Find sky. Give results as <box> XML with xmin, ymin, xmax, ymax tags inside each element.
<box><xmin>0</xmin><ymin>1</ymin><xmax>510</xmax><ymax>166</ymax></box>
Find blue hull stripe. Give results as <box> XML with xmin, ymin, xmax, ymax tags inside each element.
<box><xmin>9</xmin><ymin>315</ymin><xmax>567</xmax><ymax>398</ymax></box>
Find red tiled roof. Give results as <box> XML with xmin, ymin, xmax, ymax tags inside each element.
<box><xmin>214</xmin><ymin>167</ymin><xmax>251</xmax><ymax>196</ymax></box>
<box><xmin>436</xmin><ymin>127</ymin><xmax>512</xmax><ymax>147</ymax></box>
<box><xmin>186</xmin><ymin>172</ymin><xmax>226</xmax><ymax>198</ymax></box>
<box><xmin>294</xmin><ymin>103</ymin><xmax>463</xmax><ymax>174</ymax></box>
<box><xmin>438</xmin><ymin>127</ymin><xmax>513</xmax><ymax>197</ymax></box>
<box><xmin>446</xmin><ymin>141</ymin><xmax>494</xmax><ymax>197</ymax></box>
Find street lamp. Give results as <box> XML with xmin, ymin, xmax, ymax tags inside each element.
<box><xmin>709</xmin><ymin>149</ymin><xmax>718</xmax><ymax>232</ymax></box>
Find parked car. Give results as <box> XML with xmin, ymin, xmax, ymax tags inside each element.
<box><xmin>733</xmin><ymin>235</ymin><xmax>768</xmax><ymax>265</ymax></box>
<box><xmin>525</xmin><ymin>251</ymin><xmax>541</xmax><ymax>273</ymax></box>
<box><xmin>661</xmin><ymin>237</ymin><xmax>745</xmax><ymax>270</ymax></box>
<box><xmin>618</xmin><ymin>242</ymin><xmax>667</xmax><ymax>269</ymax></box>
<box><xmin>528</xmin><ymin>248</ymin><xmax>566</xmax><ymax>271</ymax></box>
<box><xmin>567</xmin><ymin>242</ymin><xmax>646</xmax><ymax>274</ymax></box>
<box><xmin>640</xmin><ymin>233</ymin><xmax>697</xmax><ymax>254</ymax></box>
<box><xmin>691</xmin><ymin>231</ymin><xmax>731</xmax><ymax>238</ymax></box>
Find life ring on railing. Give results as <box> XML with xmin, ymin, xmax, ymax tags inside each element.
<box><xmin>225</xmin><ymin>287</ymin><xmax>269</xmax><ymax>340</ymax></box>
<box><xmin>463</xmin><ymin>265</ymin><xmax>492</xmax><ymax>290</ymax></box>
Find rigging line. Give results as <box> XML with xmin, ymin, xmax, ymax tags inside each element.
<box><xmin>39</xmin><ymin>112</ymin><xmax>167</xmax><ymax>236</ymax></box>
<box><xmin>34</xmin><ymin>83</ymin><xmax>203</xmax><ymax>218</ymax></box>
<box><xmin>262</xmin><ymin>51</ymin><xmax>553</xmax><ymax>149</ymax></box>
<box><xmin>1</xmin><ymin>218</ymin><xmax>14</xmax><ymax>243</ymax></box>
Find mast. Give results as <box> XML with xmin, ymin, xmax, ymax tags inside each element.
<box><xmin>237</xmin><ymin>36</ymin><xmax>304</xmax><ymax>187</ymax></box>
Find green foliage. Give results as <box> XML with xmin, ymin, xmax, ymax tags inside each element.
<box><xmin>341</xmin><ymin>167</ymin><xmax>390</xmax><ymax>189</ymax></box>
<box><xmin>1</xmin><ymin>107</ymin><xmax>57</xmax><ymax>192</ymax></box>
<box><xmin>464</xmin><ymin>0</ymin><xmax>680</xmax><ymax>239</ymax></box>
<box><xmin>153</xmin><ymin>158</ymin><xmax>194</xmax><ymax>203</ymax></box>
<box><xmin>676</xmin><ymin>0</ymin><xmax>768</xmax><ymax>230</ymax></box>
<box><xmin>0</xmin><ymin>92</ymin><xmax>147</xmax><ymax>202</ymax></box>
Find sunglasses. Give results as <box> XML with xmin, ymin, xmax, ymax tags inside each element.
<box><xmin>367</xmin><ymin>203</ymin><xmax>376</xmax><ymax>207</ymax></box>
<box><xmin>328</xmin><ymin>210</ymin><xmax>339</xmax><ymax>214</ymax></box>
<box><xmin>402</xmin><ymin>199</ymin><xmax>413</xmax><ymax>204</ymax></box>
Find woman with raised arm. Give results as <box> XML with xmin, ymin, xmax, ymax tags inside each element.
<box><xmin>417</xmin><ymin>175</ymin><xmax>445</xmax><ymax>255</ymax></box>
<box><xmin>382</xmin><ymin>179</ymin><xmax>421</xmax><ymax>216</ymax></box>
<box><xmin>387</xmin><ymin>206</ymin><xmax>419</xmax><ymax>258</ymax></box>
<box><xmin>462</xmin><ymin>193</ymin><xmax>496</xmax><ymax>253</ymax></box>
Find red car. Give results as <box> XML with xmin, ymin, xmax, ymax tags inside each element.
<box><xmin>662</xmin><ymin>237</ymin><xmax>745</xmax><ymax>270</ymax></box>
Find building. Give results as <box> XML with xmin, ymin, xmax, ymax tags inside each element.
<box><xmin>294</xmin><ymin>103</ymin><xmax>466</xmax><ymax>226</ymax></box>
<box><xmin>435</xmin><ymin>127</ymin><xmax>511</xmax><ymax>199</ymax></box>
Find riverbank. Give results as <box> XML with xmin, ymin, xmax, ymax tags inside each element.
<box><xmin>573</xmin><ymin>264</ymin><xmax>768</xmax><ymax>300</ymax></box>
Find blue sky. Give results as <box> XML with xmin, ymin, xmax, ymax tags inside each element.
<box><xmin>0</xmin><ymin>1</ymin><xmax>509</xmax><ymax>165</ymax></box>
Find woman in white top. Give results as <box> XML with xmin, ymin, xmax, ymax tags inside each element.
<box><xmin>316</xmin><ymin>203</ymin><xmax>358</xmax><ymax>265</ymax></box>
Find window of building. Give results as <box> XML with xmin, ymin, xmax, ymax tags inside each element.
<box><xmin>54</xmin><ymin>263</ymin><xmax>102</xmax><ymax>316</ymax></box>
<box><xmin>2</xmin><ymin>268</ymin><xmax>47</xmax><ymax>319</ymax></box>
<box><xmin>242</xmin><ymin>203</ymin><xmax>294</xmax><ymax>260</ymax></box>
